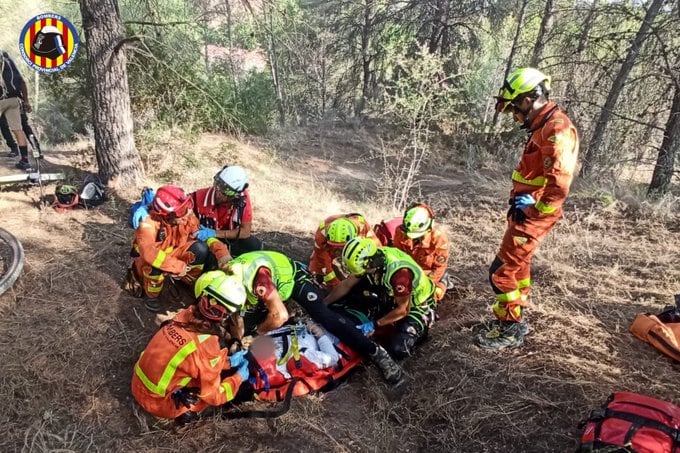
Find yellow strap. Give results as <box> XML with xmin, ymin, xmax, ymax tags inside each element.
<box><xmin>496</xmin><ymin>289</ymin><xmax>521</xmax><ymax>303</ymax></box>
<box><xmin>517</xmin><ymin>278</ymin><xmax>531</xmax><ymax>289</ymax></box>
<box><xmin>323</xmin><ymin>271</ymin><xmax>336</xmax><ymax>282</ymax></box>
<box><xmin>512</xmin><ymin>170</ymin><xmax>547</xmax><ymax>187</ymax></box>
<box><xmin>152</xmin><ymin>250</ymin><xmax>168</xmax><ymax>268</ymax></box>
<box><xmin>221</xmin><ymin>381</ymin><xmax>235</xmax><ymax>400</ymax></box>
<box><xmin>535</xmin><ymin>200</ymin><xmax>557</xmax><ymax>214</ymax></box>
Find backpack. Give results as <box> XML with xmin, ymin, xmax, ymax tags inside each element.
<box><xmin>78</xmin><ymin>174</ymin><xmax>107</xmax><ymax>208</ymax></box>
<box><xmin>248</xmin><ymin>323</ymin><xmax>364</xmax><ymax>401</ymax></box>
<box><xmin>577</xmin><ymin>392</ymin><xmax>680</xmax><ymax>453</ymax></box>
<box><xmin>373</xmin><ymin>217</ymin><xmax>403</xmax><ymax>246</ymax></box>
<box><xmin>631</xmin><ymin>295</ymin><xmax>680</xmax><ymax>362</ymax></box>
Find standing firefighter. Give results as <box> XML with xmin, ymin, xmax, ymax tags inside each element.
<box><xmin>475</xmin><ymin>68</ymin><xmax>579</xmax><ymax>349</ymax></box>
<box><xmin>131</xmin><ymin>271</ymin><xmax>250</xmax><ymax>424</ymax></box>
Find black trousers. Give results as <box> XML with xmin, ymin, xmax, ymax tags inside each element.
<box><xmin>329</xmin><ymin>280</ymin><xmax>432</xmax><ymax>359</ymax></box>
<box><xmin>225</xmin><ymin>235</ymin><xmax>263</xmax><ymax>258</ymax></box>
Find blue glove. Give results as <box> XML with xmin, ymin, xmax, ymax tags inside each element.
<box><xmin>236</xmin><ymin>361</ymin><xmax>250</xmax><ymax>381</ymax></box>
<box><xmin>195</xmin><ymin>225</ymin><xmax>216</xmax><ymax>241</ymax></box>
<box><xmin>141</xmin><ymin>187</ymin><xmax>155</xmax><ymax>206</ymax></box>
<box><xmin>229</xmin><ymin>350</ymin><xmax>248</xmax><ymax>368</ymax></box>
<box><xmin>356</xmin><ymin>321</ymin><xmax>375</xmax><ymax>336</ymax></box>
<box><xmin>129</xmin><ymin>203</ymin><xmax>149</xmax><ymax>229</ymax></box>
<box><xmin>513</xmin><ymin>194</ymin><xmax>536</xmax><ymax>210</ymax></box>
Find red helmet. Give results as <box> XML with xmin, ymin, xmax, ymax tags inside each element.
<box><xmin>151</xmin><ymin>185</ymin><xmax>194</xmax><ymax>219</ymax></box>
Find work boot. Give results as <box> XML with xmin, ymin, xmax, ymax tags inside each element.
<box><xmin>370</xmin><ymin>345</ymin><xmax>404</xmax><ymax>386</ymax></box>
<box><xmin>473</xmin><ymin>319</ymin><xmax>529</xmax><ymax>350</ymax></box>
<box><xmin>144</xmin><ymin>298</ymin><xmax>163</xmax><ymax>313</ymax></box>
<box><xmin>7</xmin><ymin>147</ymin><xmax>19</xmax><ymax>158</ymax></box>
<box><xmin>15</xmin><ymin>159</ymin><xmax>32</xmax><ymax>170</ymax></box>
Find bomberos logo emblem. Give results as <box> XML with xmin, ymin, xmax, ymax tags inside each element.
<box><xmin>19</xmin><ymin>13</ymin><xmax>79</xmax><ymax>73</ymax></box>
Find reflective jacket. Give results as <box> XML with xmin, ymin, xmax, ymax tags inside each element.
<box><xmin>133</xmin><ymin>213</ymin><xmax>229</xmax><ymax>274</ymax></box>
<box><xmin>511</xmin><ymin>102</ymin><xmax>579</xmax><ymax>217</ymax></box>
<box><xmin>309</xmin><ymin>213</ymin><xmax>380</xmax><ymax>287</ymax></box>
<box><xmin>367</xmin><ymin>247</ymin><xmax>435</xmax><ymax>309</ymax></box>
<box><xmin>229</xmin><ymin>251</ymin><xmax>296</xmax><ymax>309</ymax></box>
<box><xmin>393</xmin><ymin>224</ymin><xmax>449</xmax><ymax>284</ymax></box>
<box><xmin>131</xmin><ymin>306</ymin><xmax>242</xmax><ymax>419</ymax></box>
<box><xmin>191</xmin><ymin>187</ymin><xmax>253</xmax><ymax>231</ymax></box>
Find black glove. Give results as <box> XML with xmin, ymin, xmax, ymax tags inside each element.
<box><xmin>507</xmin><ymin>198</ymin><xmax>528</xmax><ymax>224</ymax></box>
<box><xmin>171</xmin><ymin>387</ymin><xmax>200</xmax><ymax>410</ymax></box>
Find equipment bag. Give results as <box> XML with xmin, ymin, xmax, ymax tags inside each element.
<box><xmin>248</xmin><ymin>323</ymin><xmax>363</xmax><ymax>401</ymax></box>
<box><xmin>577</xmin><ymin>392</ymin><xmax>680</xmax><ymax>453</ymax></box>
<box><xmin>630</xmin><ymin>295</ymin><xmax>680</xmax><ymax>362</ymax></box>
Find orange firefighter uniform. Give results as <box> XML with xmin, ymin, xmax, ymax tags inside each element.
<box><xmin>393</xmin><ymin>224</ymin><xmax>450</xmax><ymax>301</ymax></box>
<box><xmin>490</xmin><ymin>102</ymin><xmax>579</xmax><ymax>321</ymax></box>
<box><xmin>309</xmin><ymin>213</ymin><xmax>381</xmax><ymax>287</ymax></box>
<box><xmin>133</xmin><ymin>213</ymin><xmax>230</xmax><ymax>298</ymax></box>
<box><xmin>131</xmin><ymin>306</ymin><xmax>243</xmax><ymax>419</ymax></box>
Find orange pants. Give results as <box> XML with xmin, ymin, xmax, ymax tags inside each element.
<box><xmin>133</xmin><ymin>241</ymin><xmax>203</xmax><ymax>299</ymax></box>
<box><xmin>489</xmin><ymin>211</ymin><xmax>560</xmax><ymax>321</ymax></box>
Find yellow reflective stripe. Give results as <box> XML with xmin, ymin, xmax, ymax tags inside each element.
<box><xmin>179</xmin><ymin>376</ymin><xmax>191</xmax><ymax>387</ymax></box>
<box><xmin>147</xmin><ymin>286</ymin><xmax>163</xmax><ymax>294</ymax></box>
<box><xmin>197</xmin><ymin>334</ymin><xmax>211</xmax><ymax>343</ymax></box>
<box><xmin>517</xmin><ymin>278</ymin><xmax>531</xmax><ymax>289</ymax></box>
<box><xmin>535</xmin><ymin>200</ymin><xmax>557</xmax><ymax>214</ymax></box>
<box><xmin>134</xmin><ymin>340</ymin><xmax>198</xmax><ymax>397</ymax></box>
<box><xmin>206</xmin><ymin>237</ymin><xmax>219</xmax><ymax>247</ymax></box>
<box><xmin>221</xmin><ymin>381</ymin><xmax>235</xmax><ymax>400</ymax></box>
<box><xmin>152</xmin><ymin>250</ymin><xmax>168</xmax><ymax>268</ymax></box>
<box><xmin>323</xmin><ymin>271</ymin><xmax>336</xmax><ymax>282</ymax></box>
<box><xmin>497</xmin><ymin>289</ymin><xmax>521</xmax><ymax>303</ymax></box>
<box><xmin>512</xmin><ymin>170</ymin><xmax>546</xmax><ymax>187</ymax></box>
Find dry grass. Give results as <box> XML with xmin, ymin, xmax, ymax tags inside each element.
<box><xmin>0</xmin><ymin>125</ymin><xmax>679</xmax><ymax>452</ymax></box>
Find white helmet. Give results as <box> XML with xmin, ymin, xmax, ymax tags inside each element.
<box><xmin>214</xmin><ymin>165</ymin><xmax>249</xmax><ymax>195</ymax></box>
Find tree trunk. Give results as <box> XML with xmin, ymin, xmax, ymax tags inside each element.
<box><xmin>492</xmin><ymin>0</ymin><xmax>528</xmax><ymax>127</ymax></box>
<box><xmin>79</xmin><ymin>0</ymin><xmax>144</xmax><ymax>187</ymax></box>
<box><xmin>529</xmin><ymin>0</ymin><xmax>555</xmax><ymax>67</ymax></box>
<box><xmin>356</xmin><ymin>0</ymin><xmax>374</xmax><ymax>115</ymax></box>
<box><xmin>563</xmin><ymin>0</ymin><xmax>599</xmax><ymax>129</ymax></box>
<box><xmin>647</xmin><ymin>86</ymin><xmax>680</xmax><ymax>196</ymax></box>
<box><xmin>262</xmin><ymin>0</ymin><xmax>285</xmax><ymax>126</ymax></box>
<box><xmin>580</xmin><ymin>0</ymin><xmax>664</xmax><ymax>177</ymax></box>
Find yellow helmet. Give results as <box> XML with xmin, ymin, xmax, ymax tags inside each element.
<box><xmin>495</xmin><ymin>68</ymin><xmax>551</xmax><ymax>113</ymax></box>
<box><xmin>194</xmin><ymin>271</ymin><xmax>247</xmax><ymax>321</ymax></box>
<box><xmin>402</xmin><ymin>203</ymin><xmax>434</xmax><ymax>239</ymax></box>
<box><xmin>341</xmin><ymin>238</ymin><xmax>378</xmax><ymax>276</ymax></box>
<box><xmin>326</xmin><ymin>217</ymin><xmax>358</xmax><ymax>247</ymax></box>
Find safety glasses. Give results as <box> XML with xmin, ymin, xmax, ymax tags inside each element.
<box><xmin>213</xmin><ymin>177</ymin><xmax>242</xmax><ymax>197</ymax></box>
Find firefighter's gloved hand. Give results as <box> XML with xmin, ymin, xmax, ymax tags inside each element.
<box><xmin>171</xmin><ymin>387</ymin><xmax>200</xmax><ymax>410</ymax></box>
<box><xmin>141</xmin><ymin>187</ymin><xmax>155</xmax><ymax>206</ymax></box>
<box><xmin>513</xmin><ymin>194</ymin><xmax>536</xmax><ymax>210</ymax></box>
<box><xmin>195</xmin><ymin>225</ymin><xmax>216</xmax><ymax>241</ymax></box>
<box><xmin>356</xmin><ymin>321</ymin><xmax>375</xmax><ymax>336</ymax></box>
<box><xmin>236</xmin><ymin>361</ymin><xmax>250</xmax><ymax>381</ymax></box>
<box><xmin>229</xmin><ymin>350</ymin><xmax>248</xmax><ymax>368</ymax></box>
<box><xmin>130</xmin><ymin>203</ymin><xmax>149</xmax><ymax>229</ymax></box>
<box><xmin>509</xmin><ymin>194</ymin><xmax>536</xmax><ymax>224</ymax></box>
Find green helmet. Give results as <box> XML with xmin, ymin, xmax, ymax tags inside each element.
<box><xmin>495</xmin><ymin>68</ymin><xmax>551</xmax><ymax>113</ymax></box>
<box><xmin>341</xmin><ymin>237</ymin><xmax>378</xmax><ymax>276</ymax></box>
<box><xmin>326</xmin><ymin>218</ymin><xmax>358</xmax><ymax>247</ymax></box>
<box><xmin>402</xmin><ymin>204</ymin><xmax>434</xmax><ymax>239</ymax></box>
<box><xmin>194</xmin><ymin>271</ymin><xmax>247</xmax><ymax>320</ymax></box>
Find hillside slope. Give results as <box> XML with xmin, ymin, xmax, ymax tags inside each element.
<box><xmin>0</xmin><ymin>127</ymin><xmax>678</xmax><ymax>452</ymax></box>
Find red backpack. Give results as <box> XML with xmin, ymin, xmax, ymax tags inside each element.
<box><xmin>578</xmin><ymin>392</ymin><xmax>680</xmax><ymax>452</ymax></box>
